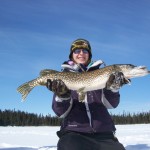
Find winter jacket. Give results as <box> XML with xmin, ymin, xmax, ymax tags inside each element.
<box><xmin>52</xmin><ymin>60</ymin><xmax>120</xmax><ymax>133</ymax></box>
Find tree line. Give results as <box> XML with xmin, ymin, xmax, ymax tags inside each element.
<box><xmin>0</xmin><ymin>109</ymin><xmax>62</xmax><ymax>126</ymax></box>
<box><xmin>111</xmin><ymin>111</ymin><xmax>150</xmax><ymax>124</ymax></box>
<box><xmin>0</xmin><ymin>109</ymin><xmax>150</xmax><ymax>126</ymax></box>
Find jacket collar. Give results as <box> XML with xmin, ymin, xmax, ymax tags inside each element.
<box><xmin>61</xmin><ymin>60</ymin><xmax>106</xmax><ymax>72</ymax></box>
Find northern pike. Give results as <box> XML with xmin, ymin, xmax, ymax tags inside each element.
<box><xmin>17</xmin><ymin>64</ymin><xmax>150</xmax><ymax>102</ymax></box>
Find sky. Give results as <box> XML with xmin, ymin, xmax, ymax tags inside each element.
<box><xmin>0</xmin><ymin>0</ymin><xmax>150</xmax><ymax>116</ymax></box>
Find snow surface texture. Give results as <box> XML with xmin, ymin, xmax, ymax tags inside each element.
<box><xmin>0</xmin><ymin>124</ymin><xmax>150</xmax><ymax>150</ymax></box>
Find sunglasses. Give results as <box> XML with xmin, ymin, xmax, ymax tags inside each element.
<box><xmin>73</xmin><ymin>49</ymin><xmax>89</xmax><ymax>54</ymax></box>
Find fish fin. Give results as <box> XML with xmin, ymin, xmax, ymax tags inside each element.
<box><xmin>17</xmin><ymin>79</ymin><xmax>36</xmax><ymax>101</ymax></box>
<box><xmin>124</xmin><ymin>77</ymin><xmax>131</xmax><ymax>85</ymax></box>
<box><xmin>78</xmin><ymin>87</ymin><xmax>85</xmax><ymax>92</ymax></box>
<box><xmin>40</xmin><ymin>69</ymin><xmax>59</xmax><ymax>76</ymax></box>
<box><xmin>77</xmin><ymin>87</ymin><xmax>86</xmax><ymax>102</ymax></box>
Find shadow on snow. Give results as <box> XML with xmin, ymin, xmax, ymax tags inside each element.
<box><xmin>0</xmin><ymin>146</ymin><xmax>57</xmax><ymax>150</ymax></box>
<box><xmin>126</xmin><ymin>144</ymin><xmax>150</xmax><ymax>150</ymax></box>
<box><xmin>0</xmin><ymin>144</ymin><xmax>150</xmax><ymax>150</ymax></box>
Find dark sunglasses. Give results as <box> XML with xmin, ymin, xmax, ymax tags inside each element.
<box><xmin>73</xmin><ymin>49</ymin><xmax>89</xmax><ymax>54</ymax></box>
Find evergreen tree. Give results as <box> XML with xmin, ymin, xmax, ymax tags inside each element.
<box><xmin>0</xmin><ymin>109</ymin><xmax>150</xmax><ymax>126</ymax></box>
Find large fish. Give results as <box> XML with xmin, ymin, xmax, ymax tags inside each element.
<box><xmin>17</xmin><ymin>64</ymin><xmax>150</xmax><ymax>102</ymax></box>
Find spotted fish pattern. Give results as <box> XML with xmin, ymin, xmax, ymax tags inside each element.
<box><xmin>17</xmin><ymin>64</ymin><xmax>150</xmax><ymax>102</ymax></box>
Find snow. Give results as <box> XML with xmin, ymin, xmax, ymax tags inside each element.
<box><xmin>0</xmin><ymin>124</ymin><xmax>150</xmax><ymax>150</ymax></box>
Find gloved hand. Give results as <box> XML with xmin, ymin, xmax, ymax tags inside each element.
<box><xmin>106</xmin><ymin>72</ymin><xmax>131</xmax><ymax>92</ymax></box>
<box><xmin>46</xmin><ymin>79</ymin><xmax>71</xmax><ymax>98</ymax></box>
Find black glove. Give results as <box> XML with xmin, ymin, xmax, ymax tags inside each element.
<box><xmin>46</xmin><ymin>79</ymin><xmax>71</xmax><ymax>98</ymax></box>
<box><xmin>106</xmin><ymin>72</ymin><xmax>131</xmax><ymax>92</ymax></box>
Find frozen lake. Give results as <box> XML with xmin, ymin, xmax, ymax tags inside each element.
<box><xmin>0</xmin><ymin>124</ymin><xmax>150</xmax><ymax>150</ymax></box>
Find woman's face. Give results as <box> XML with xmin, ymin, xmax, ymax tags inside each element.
<box><xmin>72</xmin><ymin>49</ymin><xmax>89</xmax><ymax>65</ymax></box>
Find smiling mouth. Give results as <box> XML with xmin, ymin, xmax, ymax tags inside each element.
<box><xmin>78</xmin><ymin>57</ymin><xmax>85</xmax><ymax>60</ymax></box>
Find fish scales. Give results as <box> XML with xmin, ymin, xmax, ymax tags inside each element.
<box><xmin>17</xmin><ymin>64</ymin><xmax>150</xmax><ymax>102</ymax></box>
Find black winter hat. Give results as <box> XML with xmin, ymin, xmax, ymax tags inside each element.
<box><xmin>69</xmin><ymin>38</ymin><xmax>92</xmax><ymax>60</ymax></box>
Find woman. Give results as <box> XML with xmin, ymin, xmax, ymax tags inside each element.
<box><xmin>47</xmin><ymin>39</ymin><xmax>126</xmax><ymax>150</ymax></box>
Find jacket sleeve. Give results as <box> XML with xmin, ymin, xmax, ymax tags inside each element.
<box><xmin>52</xmin><ymin>94</ymin><xmax>73</xmax><ymax>118</ymax></box>
<box><xmin>102</xmin><ymin>88</ymin><xmax>120</xmax><ymax>109</ymax></box>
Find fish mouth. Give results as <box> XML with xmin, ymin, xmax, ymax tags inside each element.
<box><xmin>127</xmin><ymin>72</ymin><xmax>149</xmax><ymax>78</ymax></box>
<box><xmin>125</xmin><ymin>66</ymin><xmax>149</xmax><ymax>78</ymax></box>
<box><xmin>137</xmin><ymin>66</ymin><xmax>150</xmax><ymax>75</ymax></box>
<box><xmin>137</xmin><ymin>66</ymin><xmax>147</xmax><ymax>69</ymax></box>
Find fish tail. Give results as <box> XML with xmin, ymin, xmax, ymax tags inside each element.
<box><xmin>17</xmin><ymin>79</ymin><xmax>37</xmax><ymax>101</ymax></box>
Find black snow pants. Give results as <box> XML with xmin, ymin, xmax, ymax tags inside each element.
<box><xmin>57</xmin><ymin>130</ymin><xmax>126</xmax><ymax>150</ymax></box>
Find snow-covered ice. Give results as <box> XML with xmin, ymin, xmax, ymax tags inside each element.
<box><xmin>0</xmin><ymin>124</ymin><xmax>150</xmax><ymax>150</ymax></box>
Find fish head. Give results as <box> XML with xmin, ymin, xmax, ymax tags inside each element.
<box><xmin>120</xmin><ymin>64</ymin><xmax>150</xmax><ymax>79</ymax></box>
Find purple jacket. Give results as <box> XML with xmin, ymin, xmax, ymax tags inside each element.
<box><xmin>52</xmin><ymin>60</ymin><xmax>120</xmax><ymax>133</ymax></box>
